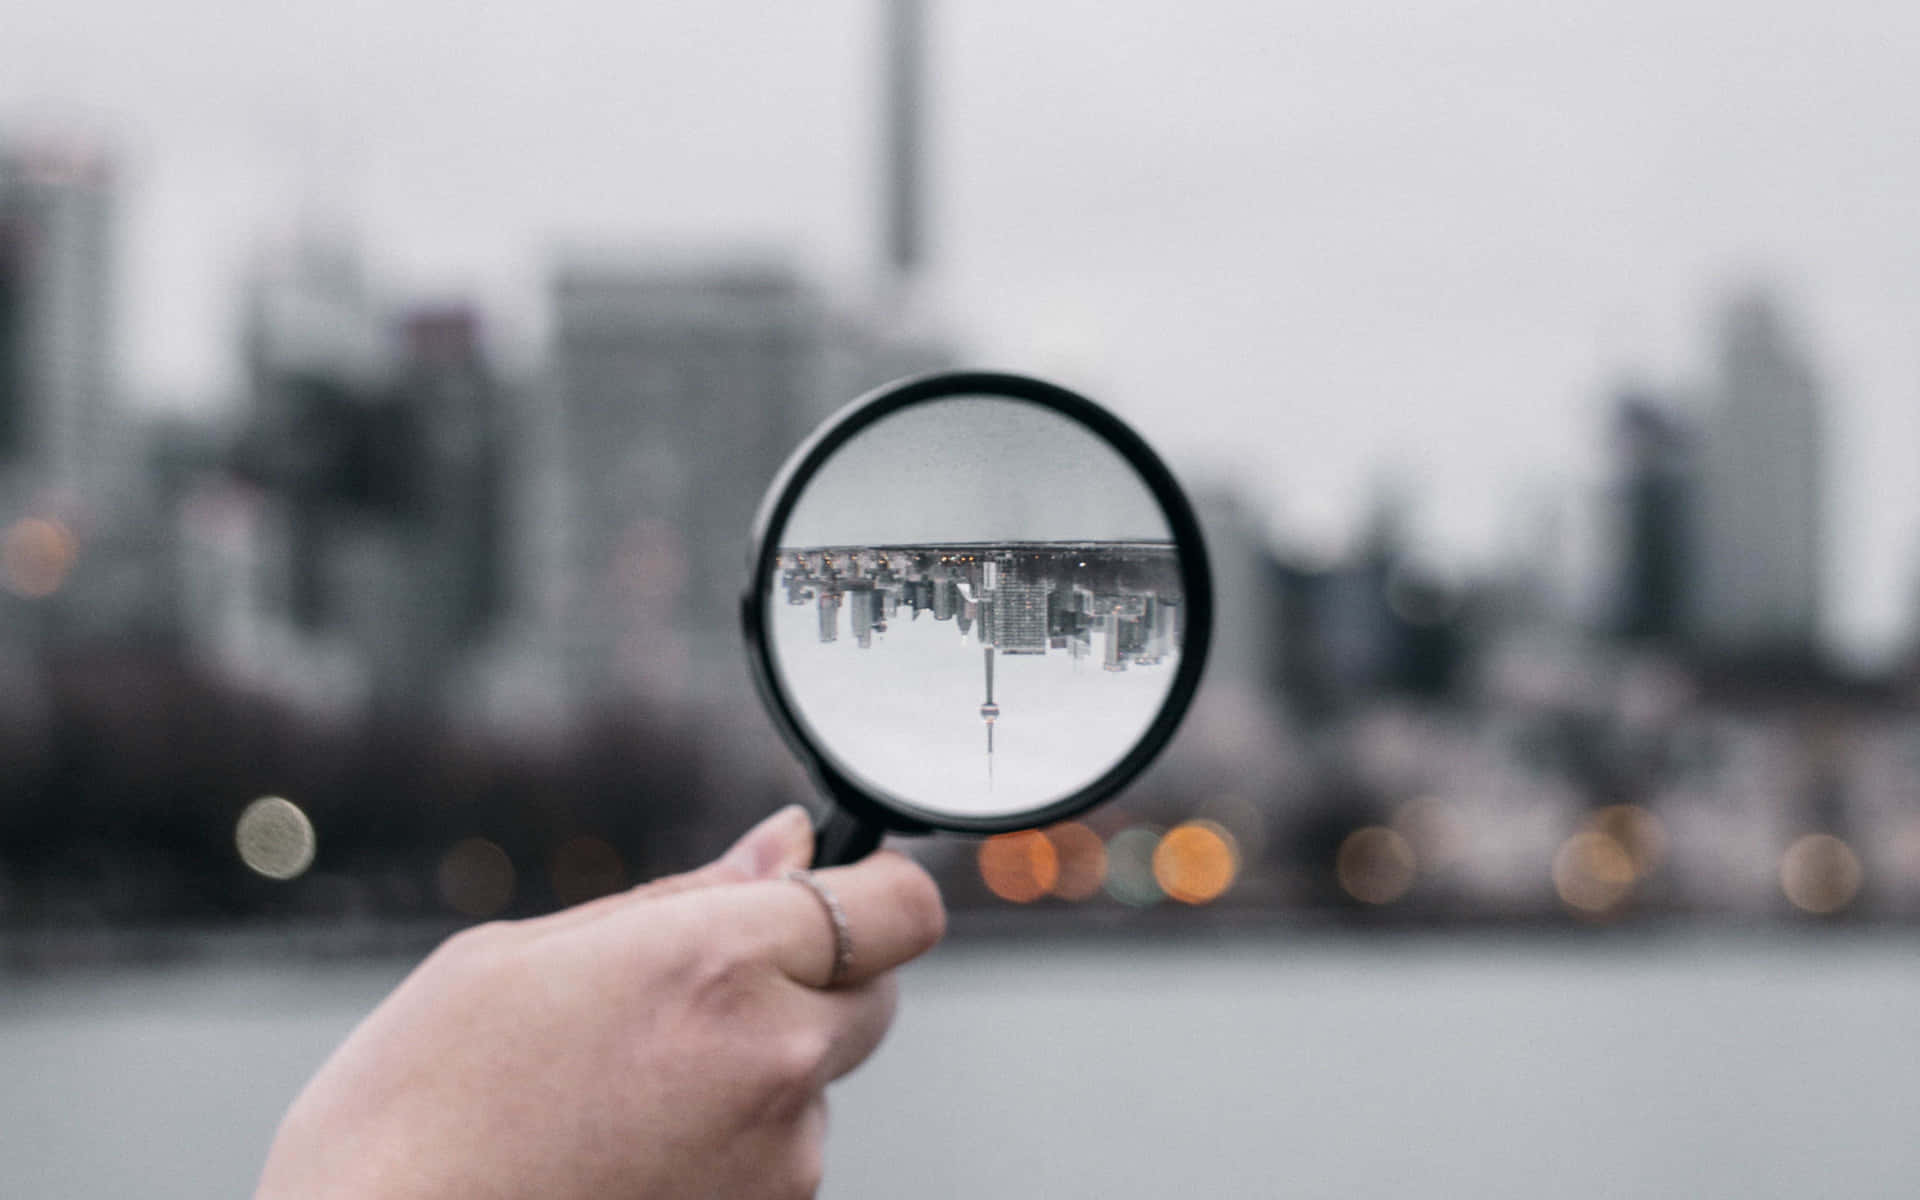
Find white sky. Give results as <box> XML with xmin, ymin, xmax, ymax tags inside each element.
<box><xmin>7</xmin><ymin>0</ymin><xmax>1920</xmax><ymax>661</ymax></box>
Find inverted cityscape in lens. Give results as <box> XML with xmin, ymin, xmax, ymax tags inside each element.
<box><xmin>766</xmin><ymin>396</ymin><xmax>1184</xmax><ymax>820</ymax></box>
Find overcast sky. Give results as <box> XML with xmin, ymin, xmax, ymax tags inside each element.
<box><xmin>7</xmin><ymin>1</ymin><xmax>1920</xmax><ymax>661</ymax></box>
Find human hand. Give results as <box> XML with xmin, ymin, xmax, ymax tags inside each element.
<box><xmin>256</xmin><ymin>806</ymin><xmax>946</xmax><ymax>1199</ymax></box>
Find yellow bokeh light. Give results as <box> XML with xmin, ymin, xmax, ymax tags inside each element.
<box><xmin>1552</xmin><ymin>831</ymin><xmax>1636</xmax><ymax>915</ymax></box>
<box><xmin>234</xmin><ymin>796</ymin><xmax>317</xmax><ymax>880</ymax></box>
<box><xmin>978</xmin><ymin>830</ymin><xmax>1058</xmax><ymax>904</ymax></box>
<box><xmin>1780</xmin><ymin>833</ymin><xmax>1862</xmax><ymax>915</ymax></box>
<box><xmin>1043</xmin><ymin>821</ymin><xmax>1107</xmax><ymax>901</ymax></box>
<box><xmin>2</xmin><ymin>517</ymin><xmax>78</xmax><ymax>599</ymax></box>
<box><xmin>1336</xmin><ymin>826</ymin><xmax>1417</xmax><ymax>905</ymax></box>
<box><xmin>1587</xmin><ymin>804</ymin><xmax>1667</xmax><ymax>878</ymax></box>
<box><xmin>439</xmin><ymin>837</ymin><xmax>516</xmax><ymax>918</ymax></box>
<box><xmin>550</xmin><ymin>834</ymin><xmax>628</xmax><ymax>908</ymax></box>
<box><xmin>1152</xmin><ymin>820</ymin><xmax>1238</xmax><ymax>905</ymax></box>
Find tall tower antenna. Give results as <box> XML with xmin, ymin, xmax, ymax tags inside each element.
<box><xmin>881</xmin><ymin>0</ymin><xmax>926</xmax><ymax>290</ymax></box>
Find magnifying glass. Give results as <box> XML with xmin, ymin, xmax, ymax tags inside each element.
<box><xmin>742</xmin><ymin>370</ymin><xmax>1213</xmax><ymax>867</ymax></box>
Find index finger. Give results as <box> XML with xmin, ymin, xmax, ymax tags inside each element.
<box><xmin>758</xmin><ymin>850</ymin><xmax>947</xmax><ymax>988</ymax></box>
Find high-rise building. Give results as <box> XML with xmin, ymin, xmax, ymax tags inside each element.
<box><xmin>211</xmin><ymin>238</ymin><xmax>509</xmax><ymax>720</ymax></box>
<box><xmin>548</xmin><ymin>254</ymin><xmax>948</xmax><ymax>699</ymax></box>
<box><xmin>817</xmin><ymin>588</ymin><xmax>841</xmax><ymax>643</ymax></box>
<box><xmin>549</xmin><ymin>257</ymin><xmax>834</xmax><ymax>694</ymax></box>
<box><xmin>991</xmin><ymin>580</ymin><xmax>1051</xmax><ymax>653</ymax></box>
<box><xmin>1610</xmin><ymin>389</ymin><xmax>1694</xmax><ymax>645</ymax></box>
<box><xmin>847</xmin><ymin>583</ymin><xmax>880</xmax><ymax>649</ymax></box>
<box><xmin>0</xmin><ymin>139</ymin><xmax>115</xmax><ymax>500</ymax></box>
<box><xmin>1692</xmin><ymin>292</ymin><xmax>1823</xmax><ymax>659</ymax></box>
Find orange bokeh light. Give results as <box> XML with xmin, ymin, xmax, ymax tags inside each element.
<box><xmin>1587</xmin><ymin>804</ymin><xmax>1667</xmax><ymax>877</ymax></box>
<box><xmin>979</xmin><ymin>830</ymin><xmax>1058</xmax><ymax>903</ymax></box>
<box><xmin>1043</xmin><ymin>821</ymin><xmax>1108</xmax><ymax>901</ymax></box>
<box><xmin>2</xmin><ymin>517</ymin><xmax>77</xmax><ymax>599</ymax></box>
<box><xmin>1152</xmin><ymin>820</ymin><xmax>1238</xmax><ymax>905</ymax></box>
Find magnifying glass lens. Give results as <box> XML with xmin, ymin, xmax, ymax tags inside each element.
<box><xmin>758</xmin><ymin>389</ymin><xmax>1190</xmax><ymax>829</ymax></box>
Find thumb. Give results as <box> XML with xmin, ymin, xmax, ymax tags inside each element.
<box><xmin>635</xmin><ymin>803</ymin><xmax>817</xmax><ymax>899</ymax></box>
<box><xmin>528</xmin><ymin>806</ymin><xmax>815</xmax><ymax>934</ymax></box>
<box><xmin>711</xmin><ymin>803</ymin><xmax>816</xmax><ymax>883</ymax></box>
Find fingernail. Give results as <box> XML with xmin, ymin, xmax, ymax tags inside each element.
<box><xmin>721</xmin><ymin>805</ymin><xmax>813</xmax><ymax>880</ymax></box>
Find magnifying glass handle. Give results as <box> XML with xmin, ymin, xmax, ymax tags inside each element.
<box><xmin>812</xmin><ymin>807</ymin><xmax>884</xmax><ymax>868</ymax></box>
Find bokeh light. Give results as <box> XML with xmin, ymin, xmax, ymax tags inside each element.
<box><xmin>1780</xmin><ymin>833</ymin><xmax>1862</xmax><ymax>915</ymax></box>
<box><xmin>439</xmin><ymin>837</ymin><xmax>516</xmax><ymax>918</ymax></box>
<box><xmin>549</xmin><ymin>834</ymin><xmax>628</xmax><ymax>907</ymax></box>
<box><xmin>2</xmin><ymin>517</ymin><xmax>77</xmax><ymax>599</ymax></box>
<box><xmin>978</xmin><ymin>830</ymin><xmax>1058</xmax><ymax>903</ymax></box>
<box><xmin>1335</xmin><ymin>826</ymin><xmax>1416</xmax><ymax>905</ymax></box>
<box><xmin>1043</xmin><ymin>821</ymin><xmax>1107</xmax><ymax>901</ymax></box>
<box><xmin>233</xmin><ymin>796</ymin><xmax>316</xmax><ymax>880</ymax></box>
<box><xmin>1588</xmin><ymin>804</ymin><xmax>1668</xmax><ymax>877</ymax></box>
<box><xmin>1104</xmin><ymin>827</ymin><xmax>1165</xmax><ymax>907</ymax></box>
<box><xmin>1152</xmin><ymin>820</ymin><xmax>1238</xmax><ymax>905</ymax></box>
<box><xmin>1552</xmin><ymin>831</ymin><xmax>1636</xmax><ymax>915</ymax></box>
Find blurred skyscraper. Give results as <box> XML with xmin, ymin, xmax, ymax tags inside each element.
<box><xmin>1692</xmin><ymin>292</ymin><xmax>1823</xmax><ymax>660</ymax></box>
<box><xmin>0</xmin><ymin>138</ymin><xmax>115</xmax><ymax>505</ymax></box>
<box><xmin>207</xmin><ymin>236</ymin><xmax>507</xmax><ymax>718</ymax></box>
<box><xmin>545</xmin><ymin>257</ymin><xmax>946</xmax><ymax>703</ymax></box>
<box><xmin>1610</xmin><ymin>388</ymin><xmax>1695</xmax><ymax>646</ymax></box>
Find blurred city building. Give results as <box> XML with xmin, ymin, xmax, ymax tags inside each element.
<box><xmin>12</xmin><ymin>6</ymin><xmax>1920</xmax><ymax>939</ymax></box>
<box><xmin>0</xmin><ymin>138</ymin><xmax>116</xmax><ymax>505</ymax></box>
<box><xmin>1692</xmin><ymin>290</ymin><xmax>1824</xmax><ymax>662</ymax></box>
<box><xmin>542</xmin><ymin>255</ymin><xmax>948</xmax><ymax>707</ymax></box>
<box><xmin>1609</xmin><ymin>387</ymin><xmax>1695</xmax><ymax>647</ymax></box>
<box><xmin>203</xmin><ymin>236</ymin><xmax>508</xmax><ymax>722</ymax></box>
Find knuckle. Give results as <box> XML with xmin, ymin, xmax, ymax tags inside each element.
<box><xmin>686</xmin><ymin>944</ymin><xmax>760</xmax><ymax>1017</ymax></box>
<box><xmin>676</xmin><ymin>912</ymin><xmax>770</xmax><ymax>1017</ymax></box>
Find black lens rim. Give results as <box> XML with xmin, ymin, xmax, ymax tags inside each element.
<box><xmin>740</xmin><ymin>369</ymin><xmax>1213</xmax><ymax>836</ymax></box>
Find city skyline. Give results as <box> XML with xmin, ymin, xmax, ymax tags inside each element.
<box><xmin>7</xmin><ymin>2</ymin><xmax>1920</xmax><ymax>661</ymax></box>
<box><xmin>768</xmin><ymin>541</ymin><xmax>1184</xmax><ymax>818</ymax></box>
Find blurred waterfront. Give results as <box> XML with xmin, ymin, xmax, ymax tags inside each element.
<box><xmin>7</xmin><ymin>3</ymin><xmax>1920</xmax><ymax>936</ymax></box>
<box><xmin>7</xmin><ymin>934</ymin><xmax>1920</xmax><ymax>1198</ymax></box>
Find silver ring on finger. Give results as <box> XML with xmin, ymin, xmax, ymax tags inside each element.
<box><xmin>784</xmin><ymin>868</ymin><xmax>854</xmax><ymax>987</ymax></box>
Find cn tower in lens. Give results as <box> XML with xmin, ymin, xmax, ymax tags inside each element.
<box><xmin>980</xmin><ymin>645</ymin><xmax>998</xmax><ymax>785</ymax></box>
